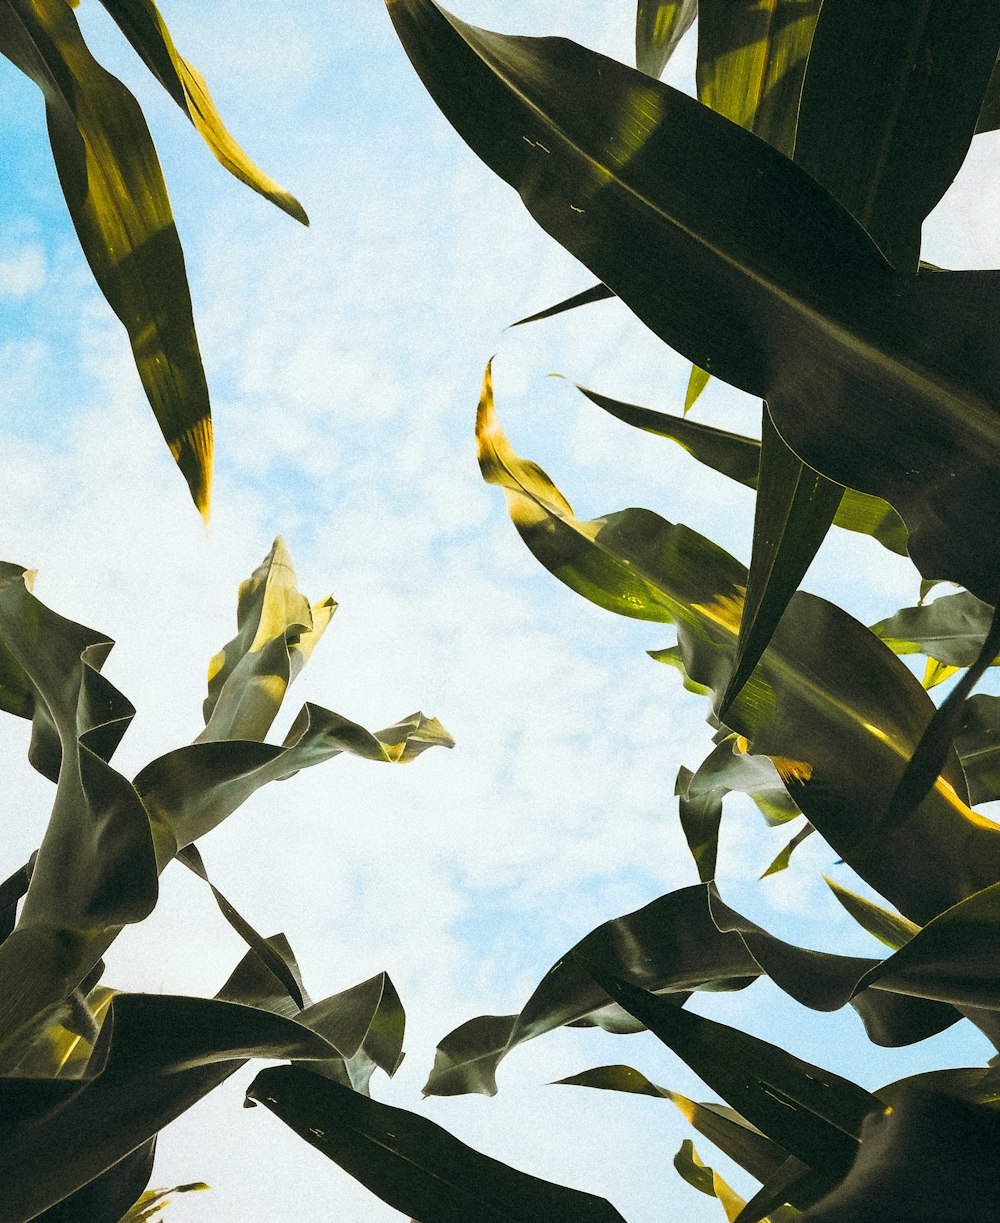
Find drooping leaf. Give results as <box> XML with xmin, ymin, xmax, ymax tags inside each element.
<box><xmin>246</xmin><ymin>1066</ymin><xmax>628</xmax><ymax>1223</ymax></box>
<box><xmin>871</xmin><ymin>591</ymin><xmax>999</xmax><ymax>669</ymax></box>
<box><xmin>200</xmin><ymin>536</ymin><xmax>336</xmax><ymax>744</ymax></box>
<box><xmin>0</xmin><ymin>988</ymin><xmax>338</xmax><ymax>1221</ymax></box>
<box><xmin>673</xmin><ymin>1139</ymin><xmax>760</xmax><ymax>1222</ymax></box>
<box><xmin>794</xmin><ymin>0</ymin><xmax>1000</xmax><ymax>272</ymax></box>
<box><xmin>823</xmin><ymin>878</ymin><xmax>919</xmax><ymax>952</ymax></box>
<box><xmin>635</xmin><ymin>0</ymin><xmax>696</xmax><ymax>78</ymax></box>
<box><xmin>475</xmin><ymin>368</ymin><xmax>1000</xmax><ymax>924</ymax></box>
<box><xmin>955</xmin><ymin>693</ymin><xmax>1000</xmax><ymax>805</ymax></box>
<box><xmin>587</xmin><ymin>970</ymin><xmax>879</xmax><ymax>1181</ymax></box>
<box><xmin>800</xmin><ymin>1078</ymin><xmax>1000</xmax><ymax>1222</ymax></box>
<box><xmin>675</xmin><ymin>764</ymin><xmax>723</xmax><ymax>883</ymax></box>
<box><xmin>0</xmin><ymin>0</ymin><xmax>213</xmax><ymax>515</ymax></box>
<box><xmin>697</xmin><ymin>0</ymin><xmax>820</xmax><ymax>156</ymax></box>
<box><xmin>387</xmin><ymin>0</ymin><xmax>1000</xmax><ymax>601</ymax></box>
<box><xmin>96</xmin><ymin>0</ymin><xmax>308</xmax><ymax>223</ymax></box>
<box><xmin>571</xmin><ymin>383</ymin><xmax>908</xmax><ymax>556</ymax></box>
<box><xmin>720</xmin><ymin>407</ymin><xmax>843</xmax><ymax>717</ymax></box>
<box><xmin>423</xmin><ymin>883</ymin><xmax>958</xmax><ymax>1098</ymax></box>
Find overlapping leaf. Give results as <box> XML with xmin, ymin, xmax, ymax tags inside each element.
<box><xmin>955</xmin><ymin>694</ymin><xmax>1000</xmax><ymax>805</ymax></box>
<box><xmin>247</xmin><ymin>1066</ymin><xmax>628</xmax><ymax>1223</ymax></box>
<box><xmin>0</xmin><ymin>0</ymin><xmax>213</xmax><ymax>515</ymax></box>
<box><xmin>572</xmin><ymin>382</ymin><xmax>909</xmax><ymax>555</ymax></box>
<box><xmin>387</xmin><ymin>0</ymin><xmax>1000</xmax><ymax>602</ymax></box>
<box><xmin>635</xmin><ymin>1</ymin><xmax>695</xmax><ymax>79</ymax></box>
<box><xmin>823</xmin><ymin>879</ymin><xmax>919</xmax><ymax>952</ymax></box>
<box><xmin>475</xmin><ymin>367</ymin><xmax>1000</xmax><ymax>923</ymax></box>
<box><xmin>96</xmin><ymin>0</ymin><xmax>308</xmax><ymax>223</ymax></box>
<box><xmin>872</xmin><ymin>591</ymin><xmax>999</xmax><ymax>669</ymax></box>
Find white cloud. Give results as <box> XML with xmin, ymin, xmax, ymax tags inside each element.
<box><xmin>0</xmin><ymin>245</ymin><xmax>45</xmax><ymax>298</ymax></box>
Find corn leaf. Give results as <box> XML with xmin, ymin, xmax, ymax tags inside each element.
<box><xmin>684</xmin><ymin>364</ymin><xmax>710</xmax><ymax>413</ymax></box>
<box><xmin>0</xmin><ymin>0</ymin><xmax>212</xmax><ymax>516</ymax></box>
<box><xmin>574</xmin><ymin>382</ymin><xmax>909</xmax><ymax>556</ymax></box>
<box><xmin>246</xmin><ymin>1066</ymin><xmax>628</xmax><ymax>1223</ymax></box>
<box><xmin>587</xmin><ymin>970</ymin><xmax>878</xmax><ymax>1181</ymax></box>
<box><xmin>822</xmin><ymin>879</ymin><xmax>920</xmax><ymax>952</ymax></box>
<box><xmin>476</xmin><ymin>367</ymin><xmax>1000</xmax><ymax>924</ymax></box>
<box><xmin>510</xmin><ymin>282</ymin><xmax>613</xmax><ymax>328</ymax></box>
<box><xmin>35</xmin><ymin>1139</ymin><xmax>156</xmax><ymax>1223</ymax></box>
<box><xmin>387</xmin><ymin>0</ymin><xmax>1000</xmax><ymax>602</ymax></box>
<box><xmin>116</xmin><ymin>1181</ymin><xmax>210</xmax><ymax>1223</ymax></box>
<box><xmin>976</xmin><ymin>52</ymin><xmax>1000</xmax><ymax>132</ymax></box>
<box><xmin>422</xmin><ymin>883</ymin><xmax>959</xmax><ymax>1098</ymax></box>
<box><xmin>872</xmin><ymin>591</ymin><xmax>999</xmax><ymax>669</ymax></box>
<box><xmin>955</xmin><ymin>694</ymin><xmax>1000</xmax><ymax>805</ymax></box>
<box><xmin>760</xmin><ymin>822</ymin><xmax>813</xmax><ymax>879</ymax></box>
<box><xmin>635</xmin><ymin>1</ymin><xmax>696</xmax><ymax>78</ymax></box>
<box><xmin>800</xmin><ymin>1079</ymin><xmax>1000</xmax><ymax>1221</ymax></box>
<box><xmin>794</xmin><ymin>0</ymin><xmax>1000</xmax><ymax>273</ymax></box>
<box><xmin>96</xmin><ymin>0</ymin><xmax>308</xmax><ymax>223</ymax></box>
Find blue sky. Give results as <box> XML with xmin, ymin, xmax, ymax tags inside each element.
<box><xmin>2</xmin><ymin>4</ymin><xmax>999</xmax><ymax>1220</ymax></box>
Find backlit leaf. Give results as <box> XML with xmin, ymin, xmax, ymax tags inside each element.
<box><xmin>955</xmin><ymin>694</ymin><xmax>1000</xmax><ymax>805</ymax></box>
<box><xmin>871</xmin><ymin>591</ymin><xmax>999</xmax><ymax>669</ymax></box>
<box><xmin>635</xmin><ymin>1</ymin><xmax>696</xmax><ymax>79</ymax></box>
<box><xmin>0</xmin><ymin>0</ymin><xmax>212</xmax><ymax>515</ymax></box>
<box><xmin>823</xmin><ymin>879</ymin><xmax>919</xmax><ymax>952</ymax></box>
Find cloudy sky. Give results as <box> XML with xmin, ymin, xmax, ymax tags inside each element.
<box><xmin>2</xmin><ymin>3</ymin><xmax>999</xmax><ymax>1220</ymax></box>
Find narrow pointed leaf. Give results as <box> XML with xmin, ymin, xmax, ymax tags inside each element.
<box><xmin>476</xmin><ymin>370</ymin><xmax>1000</xmax><ymax>924</ymax></box>
<box><xmin>635</xmin><ymin>1</ymin><xmax>696</xmax><ymax>78</ymax></box>
<box><xmin>572</xmin><ymin>383</ymin><xmax>908</xmax><ymax>555</ymax></box>
<box><xmin>0</xmin><ymin>0</ymin><xmax>213</xmax><ymax>515</ymax></box>
<box><xmin>794</xmin><ymin>0</ymin><xmax>1000</xmax><ymax>271</ymax></box>
<box><xmin>955</xmin><ymin>694</ymin><xmax>1000</xmax><ymax>805</ymax></box>
<box><xmin>588</xmin><ymin>970</ymin><xmax>878</xmax><ymax>1180</ymax></box>
<box><xmin>721</xmin><ymin>407</ymin><xmax>843</xmax><ymax>716</ymax></box>
<box><xmin>760</xmin><ymin>822</ymin><xmax>813</xmax><ymax>879</ymax></box>
<box><xmin>96</xmin><ymin>0</ymin><xmax>308</xmax><ymax>223</ymax></box>
<box><xmin>675</xmin><ymin>765</ymin><xmax>723</xmax><ymax>882</ymax></box>
<box><xmin>976</xmin><ymin>53</ymin><xmax>1000</xmax><ymax>133</ymax></box>
<box><xmin>823</xmin><ymin>879</ymin><xmax>919</xmax><ymax>952</ymax></box>
<box><xmin>247</xmin><ymin>1067</ymin><xmax>628</xmax><ymax>1223</ymax></box>
<box><xmin>116</xmin><ymin>1181</ymin><xmax>210</xmax><ymax>1223</ymax></box>
<box><xmin>388</xmin><ymin>0</ymin><xmax>1000</xmax><ymax>600</ymax></box>
<box><xmin>684</xmin><ymin>364</ymin><xmax>710</xmax><ymax>413</ymax></box>
<box><xmin>674</xmin><ymin>1139</ymin><xmax>757</xmax><ymax>1222</ymax></box>
<box><xmin>511</xmin><ymin>281</ymin><xmax>612</xmax><ymax>328</ymax></box>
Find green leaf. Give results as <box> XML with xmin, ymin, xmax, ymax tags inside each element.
<box><xmin>675</xmin><ymin>764</ymin><xmax>723</xmax><ymax>883</ymax></box>
<box><xmin>800</xmin><ymin>1078</ymin><xmax>1000</xmax><ymax>1221</ymax></box>
<box><xmin>200</xmin><ymin>536</ymin><xmax>336</xmax><ymax>744</ymax></box>
<box><xmin>871</xmin><ymin>591</ymin><xmax>999</xmax><ymax>668</ymax></box>
<box><xmin>697</xmin><ymin>0</ymin><xmax>820</xmax><ymax>156</ymax></box>
<box><xmin>35</xmin><ymin>1138</ymin><xmax>156</xmax><ymax>1223</ymax></box>
<box><xmin>635</xmin><ymin>0</ymin><xmax>696</xmax><ymax>78</ymax></box>
<box><xmin>423</xmin><ymin>882</ymin><xmax>958</xmax><ymax>1098</ymax></box>
<box><xmin>674</xmin><ymin>1139</ymin><xmax>761</xmax><ymax>1222</ymax></box>
<box><xmin>794</xmin><ymin>0</ymin><xmax>1000</xmax><ymax>272</ymax></box>
<box><xmin>587</xmin><ymin>970</ymin><xmax>879</xmax><ymax>1181</ymax></box>
<box><xmin>854</xmin><ymin>880</ymin><xmax>1000</xmax><ymax>1010</ymax></box>
<box><xmin>0</xmin><ymin>0</ymin><xmax>213</xmax><ymax>516</ymax></box>
<box><xmin>571</xmin><ymin>383</ymin><xmax>908</xmax><ymax>556</ymax></box>
<box><xmin>116</xmin><ymin>1181</ymin><xmax>210</xmax><ymax>1223</ymax></box>
<box><xmin>510</xmin><ymin>281</ymin><xmax>613</xmax><ymax>328</ymax></box>
<box><xmin>246</xmin><ymin>1066</ymin><xmax>628</xmax><ymax>1223</ymax></box>
<box><xmin>387</xmin><ymin>0</ymin><xmax>1000</xmax><ymax>601</ymax></box>
<box><xmin>556</xmin><ymin>1064</ymin><xmax>830</xmax><ymax>1211</ymax></box>
<box><xmin>721</xmin><ymin>407</ymin><xmax>843</xmax><ymax>717</ymax></box>
<box><xmin>684</xmin><ymin>364</ymin><xmax>710</xmax><ymax>413</ymax></box>
<box><xmin>823</xmin><ymin>878</ymin><xmax>920</xmax><ymax>952</ymax></box>
<box><xmin>0</xmin><ymin>987</ymin><xmax>338</xmax><ymax>1221</ymax></box>
<box><xmin>95</xmin><ymin>0</ymin><xmax>308</xmax><ymax>223</ymax></box>
<box><xmin>976</xmin><ymin>52</ymin><xmax>1000</xmax><ymax>133</ymax></box>
<box><xmin>955</xmin><ymin>694</ymin><xmax>1000</xmax><ymax>805</ymax></box>
<box><xmin>476</xmin><ymin>367</ymin><xmax>1000</xmax><ymax>925</ymax></box>
<box><xmin>760</xmin><ymin>822</ymin><xmax>813</xmax><ymax>879</ymax></box>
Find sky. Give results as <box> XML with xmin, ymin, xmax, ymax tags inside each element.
<box><xmin>2</xmin><ymin>3</ymin><xmax>1000</xmax><ymax>1221</ymax></box>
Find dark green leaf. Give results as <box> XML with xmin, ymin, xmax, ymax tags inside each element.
<box><xmin>476</xmin><ymin>369</ymin><xmax>1000</xmax><ymax>924</ymax></box>
<box><xmin>871</xmin><ymin>591</ymin><xmax>998</xmax><ymax>669</ymax></box>
<box><xmin>955</xmin><ymin>694</ymin><xmax>1000</xmax><ymax>806</ymax></box>
<box><xmin>572</xmin><ymin>383</ymin><xmax>909</xmax><ymax>555</ymax></box>
<box><xmin>96</xmin><ymin>0</ymin><xmax>308</xmax><ymax>223</ymax></box>
<box><xmin>510</xmin><ymin>281</ymin><xmax>612</xmax><ymax>328</ymax></box>
<box><xmin>587</xmin><ymin>970</ymin><xmax>878</xmax><ymax>1180</ymax></box>
<box><xmin>675</xmin><ymin>764</ymin><xmax>723</xmax><ymax>882</ymax></box>
<box><xmin>0</xmin><ymin>0</ymin><xmax>213</xmax><ymax>515</ymax></box>
<box><xmin>721</xmin><ymin>407</ymin><xmax>842</xmax><ymax>716</ymax></box>
<box><xmin>794</xmin><ymin>0</ymin><xmax>1000</xmax><ymax>271</ymax></box>
<box><xmin>976</xmin><ymin>53</ymin><xmax>1000</xmax><ymax>133</ymax></box>
<box><xmin>800</xmin><ymin>1080</ymin><xmax>1000</xmax><ymax>1221</ymax></box>
<box><xmin>247</xmin><ymin>1066</ymin><xmax>628</xmax><ymax>1223</ymax></box>
<box><xmin>387</xmin><ymin>0</ymin><xmax>1000</xmax><ymax>600</ymax></box>
<box><xmin>635</xmin><ymin>0</ymin><xmax>696</xmax><ymax>78</ymax></box>
<box><xmin>35</xmin><ymin>1138</ymin><xmax>155</xmax><ymax>1223</ymax></box>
